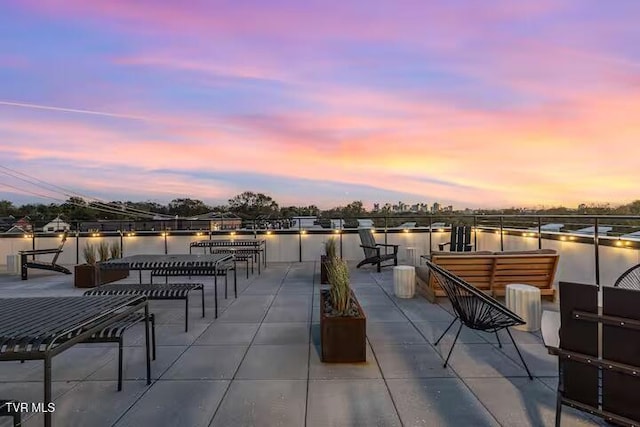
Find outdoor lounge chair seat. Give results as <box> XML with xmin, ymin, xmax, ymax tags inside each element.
<box><xmin>424</xmin><ymin>259</ymin><xmax>533</xmax><ymax>379</ymax></box>
<box><xmin>356</xmin><ymin>228</ymin><xmax>398</xmax><ymax>273</ymax></box>
<box><xmin>85</xmin><ymin>283</ymin><xmax>203</xmax><ymax>332</ymax></box>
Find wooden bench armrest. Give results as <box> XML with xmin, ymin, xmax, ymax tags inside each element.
<box><xmin>19</xmin><ymin>249</ymin><xmax>63</xmax><ymax>256</ymax></box>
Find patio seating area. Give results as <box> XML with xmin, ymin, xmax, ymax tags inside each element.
<box><xmin>0</xmin><ymin>262</ymin><xmax>603</xmax><ymax>426</ymax></box>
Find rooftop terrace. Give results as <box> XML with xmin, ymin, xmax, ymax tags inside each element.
<box><xmin>0</xmin><ymin>261</ymin><xmax>604</xmax><ymax>426</ymax></box>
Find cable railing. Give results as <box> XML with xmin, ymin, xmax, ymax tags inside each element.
<box><xmin>2</xmin><ymin>214</ymin><xmax>640</xmax><ymax>288</ymax></box>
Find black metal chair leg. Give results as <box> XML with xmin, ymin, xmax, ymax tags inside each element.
<box><xmin>118</xmin><ymin>337</ymin><xmax>123</xmax><ymax>391</ymax></box>
<box><xmin>555</xmin><ymin>392</ymin><xmax>562</xmax><ymax>427</ymax></box>
<box><xmin>435</xmin><ymin>317</ymin><xmax>458</xmax><ymax>346</ymax></box>
<box><xmin>151</xmin><ymin>314</ymin><xmax>156</xmax><ymax>361</ymax></box>
<box><xmin>184</xmin><ymin>297</ymin><xmax>189</xmax><ymax>332</ymax></box>
<box><xmin>201</xmin><ymin>286</ymin><xmax>205</xmax><ymax>317</ymax></box>
<box><xmin>144</xmin><ymin>305</ymin><xmax>151</xmax><ymax>385</ymax></box>
<box><xmin>234</xmin><ymin>262</ymin><xmax>237</xmax><ymax>298</ymax></box>
<box><xmin>506</xmin><ymin>328</ymin><xmax>533</xmax><ymax>379</ymax></box>
<box><xmin>214</xmin><ymin>276</ymin><xmax>218</xmax><ymax>318</ymax></box>
<box><xmin>443</xmin><ymin>323</ymin><xmax>463</xmax><ymax>368</ymax></box>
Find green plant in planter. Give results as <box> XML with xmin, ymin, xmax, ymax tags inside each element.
<box><xmin>97</xmin><ymin>241</ymin><xmax>110</xmax><ymax>262</ymax></box>
<box><xmin>83</xmin><ymin>243</ymin><xmax>97</xmax><ymax>266</ymax></box>
<box><xmin>326</xmin><ymin>258</ymin><xmax>351</xmax><ymax>315</ymax></box>
<box><xmin>109</xmin><ymin>242</ymin><xmax>121</xmax><ymax>259</ymax></box>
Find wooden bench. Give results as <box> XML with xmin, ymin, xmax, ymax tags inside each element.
<box><xmin>18</xmin><ymin>232</ymin><xmax>72</xmax><ymax>280</ymax></box>
<box><xmin>416</xmin><ymin>250</ymin><xmax>558</xmax><ymax>303</ymax></box>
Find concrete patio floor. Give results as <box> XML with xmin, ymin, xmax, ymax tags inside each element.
<box><xmin>0</xmin><ymin>262</ymin><xmax>603</xmax><ymax>426</ymax></box>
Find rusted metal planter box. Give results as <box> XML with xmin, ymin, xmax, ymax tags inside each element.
<box><xmin>74</xmin><ymin>264</ymin><xmax>98</xmax><ymax>288</ymax></box>
<box><xmin>320</xmin><ymin>289</ymin><xmax>366</xmax><ymax>363</ymax></box>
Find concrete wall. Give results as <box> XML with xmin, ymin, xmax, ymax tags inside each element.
<box><xmin>2</xmin><ymin>230</ymin><xmax>639</xmax><ymax>287</ymax></box>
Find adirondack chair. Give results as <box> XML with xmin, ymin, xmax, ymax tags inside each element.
<box><xmin>438</xmin><ymin>226</ymin><xmax>473</xmax><ymax>252</ymax></box>
<box><xmin>18</xmin><ymin>231</ymin><xmax>72</xmax><ymax>280</ymax></box>
<box><xmin>356</xmin><ymin>228</ymin><xmax>398</xmax><ymax>273</ymax></box>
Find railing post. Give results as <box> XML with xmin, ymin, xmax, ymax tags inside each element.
<box><xmin>119</xmin><ymin>230</ymin><xmax>124</xmax><ymax>258</ymax></box>
<box><xmin>594</xmin><ymin>217</ymin><xmax>600</xmax><ymax>288</ymax></box>
<box><xmin>428</xmin><ymin>215</ymin><xmax>433</xmax><ymax>255</ymax></box>
<box><xmin>384</xmin><ymin>216</ymin><xmax>388</xmax><ymax>254</ymax></box>
<box><xmin>537</xmin><ymin>217</ymin><xmax>542</xmax><ymax>249</ymax></box>
<box><xmin>164</xmin><ymin>227</ymin><xmax>168</xmax><ymax>254</ymax></box>
<box><xmin>473</xmin><ymin>216</ymin><xmax>477</xmax><ymax>249</ymax></box>
<box><xmin>499</xmin><ymin>216</ymin><xmax>504</xmax><ymax>251</ymax></box>
<box><xmin>339</xmin><ymin>217</ymin><xmax>343</xmax><ymax>258</ymax></box>
<box><xmin>75</xmin><ymin>226</ymin><xmax>80</xmax><ymax>264</ymax></box>
<box><xmin>31</xmin><ymin>232</ymin><xmax>36</xmax><ymax>259</ymax></box>
<box><xmin>298</xmin><ymin>220</ymin><xmax>302</xmax><ymax>262</ymax></box>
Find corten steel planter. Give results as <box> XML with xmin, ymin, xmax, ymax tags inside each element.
<box><xmin>320</xmin><ymin>289</ymin><xmax>366</xmax><ymax>363</ymax></box>
<box><xmin>74</xmin><ymin>264</ymin><xmax>98</xmax><ymax>288</ymax></box>
<box><xmin>97</xmin><ymin>262</ymin><xmax>129</xmax><ymax>285</ymax></box>
<box><xmin>320</xmin><ymin>255</ymin><xmax>330</xmax><ymax>284</ymax></box>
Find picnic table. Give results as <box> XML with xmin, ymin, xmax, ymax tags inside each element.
<box><xmin>0</xmin><ymin>295</ymin><xmax>150</xmax><ymax>427</ymax></box>
<box><xmin>189</xmin><ymin>239</ymin><xmax>266</xmax><ymax>271</ymax></box>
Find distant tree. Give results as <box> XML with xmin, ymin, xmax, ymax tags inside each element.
<box><xmin>0</xmin><ymin>200</ymin><xmax>16</xmax><ymax>217</ymax></box>
<box><xmin>228</xmin><ymin>192</ymin><xmax>279</xmax><ymax>218</ymax></box>
<box><xmin>167</xmin><ymin>198</ymin><xmax>210</xmax><ymax>217</ymax></box>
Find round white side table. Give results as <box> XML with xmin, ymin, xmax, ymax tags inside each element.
<box><xmin>505</xmin><ymin>284</ymin><xmax>542</xmax><ymax>332</ymax></box>
<box><xmin>405</xmin><ymin>247</ymin><xmax>417</xmax><ymax>266</ymax></box>
<box><xmin>393</xmin><ymin>266</ymin><xmax>416</xmax><ymax>298</ymax></box>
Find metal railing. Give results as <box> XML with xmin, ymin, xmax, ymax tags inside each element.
<box><xmin>3</xmin><ymin>214</ymin><xmax>640</xmax><ymax>288</ymax></box>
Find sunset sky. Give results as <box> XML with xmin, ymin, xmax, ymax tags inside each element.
<box><xmin>1</xmin><ymin>1</ymin><xmax>639</xmax><ymax>209</ymax></box>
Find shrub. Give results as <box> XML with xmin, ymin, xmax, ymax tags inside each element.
<box><xmin>97</xmin><ymin>241</ymin><xmax>110</xmax><ymax>262</ymax></box>
<box><xmin>109</xmin><ymin>242</ymin><xmax>121</xmax><ymax>259</ymax></box>
<box><xmin>83</xmin><ymin>243</ymin><xmax>96</xmax><ymax>265</ymax></box>
<box><xmin>327</xmin><ymin>258</ymin><xmax>351</xmax><ymax>315</ymax></box>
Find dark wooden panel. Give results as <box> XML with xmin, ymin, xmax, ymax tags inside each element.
<box><xmin>559</xmin><ymin>281</ymin><xmax>598</xmax><ymax>408</ymax></box>
<box><xmin>602</xmin><ymin>287</ymin><xmax>640</xmax><ymax>422</ymax></box>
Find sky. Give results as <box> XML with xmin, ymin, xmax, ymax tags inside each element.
<box><xmin>1</xmin><ymin>0</ymin><xmax>639</xmax><ymax>209</ymax></box>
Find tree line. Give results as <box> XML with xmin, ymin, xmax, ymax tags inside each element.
<box><xmin>1</xmin><ymin>192</ymin><xmax>640</xmax><ymax>222</ymax></box>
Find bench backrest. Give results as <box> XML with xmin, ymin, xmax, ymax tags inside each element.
<box><xmin>429</xmin><ymin>253</ymin><xmax>494</xmax><ymax>292</ymax></box>
<box><xmin>491</xmin><ymin>253</ymin><xmax>559</xmax><ymax>294</ymax></box>
<box><xmin>51</xmin><ymin>232</ymin><xmax>69</xmax><ymax>264</ymax></box>
<box><xmin>429</xmin><ymin>250</ymin><xmax>559</xmax><ymax>295</ymax></box>
<box><xmin>449</xmin><ymin>226</ymin><xmax>472</xmax><ymax>252</ymax></box>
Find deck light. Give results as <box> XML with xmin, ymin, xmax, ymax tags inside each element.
<box><xmin>560</xmin><ymin>236</ymin><xmax>567</xmax><ymax>241</ymax></box>
<box><xmin>127</xmin><ymin>232</ymin><xmax>136</xmax><ymax>237</ymax></box>
<box><xmin>333</xmin><ymin>229</ymin><xmax>340</xmax><ymax>234</ymax></box>
<box><xmin>196</xmin><ymin>232</ymin><xmax>203</xmax><ymax>236</ymax></box>
<box><xmin>23</xmin><ymin>234</ymin><xmax>31</xmax><ymax>239</ymax></box>
<box><xmin>92</xmin><ymin>233</ymin><xmax>100</xmax><ymax>237</ymax></box>
<box><xmin>403</xmin><ymin>228</ymin><xmax>410</xmax><ymax>233</ymax></box>
<box><xmin>161</xmin><ymin>232</ymin><xmax>168</xmax><ymax>237</ymax></box>
<box><xmin>615</xmin><ymin>240</ymin><xmax>623</xmax><ymax>247</ymax></box>
<box><xmin>266</xmin><ymin>230</ymin><xmax>272</xmax><ymax>235</ymax></box>
<box><xmin>301</xmin><ymin>230</ymin><xmax>307</xmax><ymax>234</ymax></box>
<box><xmin>438</xmin><ymin>228</ymin><xmax>445</xmax><ymax>233</ymax></box>
<box><xmin>230</xmin><ymin>231</ymin><xmax>236</xmax><ymax>236</ymax></box>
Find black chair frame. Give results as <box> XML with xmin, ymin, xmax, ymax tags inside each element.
<box><xmin>425</xmin><ymin>260</ymin><xmax>533</xmax><ymax>379</ymax></box>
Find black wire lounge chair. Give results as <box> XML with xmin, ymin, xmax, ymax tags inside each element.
<box><xmin>425</xmin><ymin>260</ymin><xmax>533</xmax><ymax>379</ymax></box>
<box><xmin>438</xmin><ymin>226</ymin><xmax>473</xmax><ymax>252</ymax></box>
<box><xmin>356</xmin><ymin>228</ymin><xmax>398</xmax><ymax>273</ymax></box>
<box><xmin>614</xmin><ymin>263</ymin><xmax>640</xmax><ymax>290</ymax></box>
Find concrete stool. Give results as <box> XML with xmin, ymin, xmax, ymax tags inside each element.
<box><xmin>405</xmin><ymin>247</ymin><xmax>417</xmax><ymax>266</ymax></box>
<box><xmin>393</xmin><ymin>266</ymin><xmax>415</xmax><ymax>298</ymax></box>
<box><xmin>6</xmin><ymin>255</ymin><xmax>20</xmax><ymax>275</ymax></box>
<box><xmin>505</xmin><ymin>284</ymin><xmax>541</xmax><ymax>332</ymax></box>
